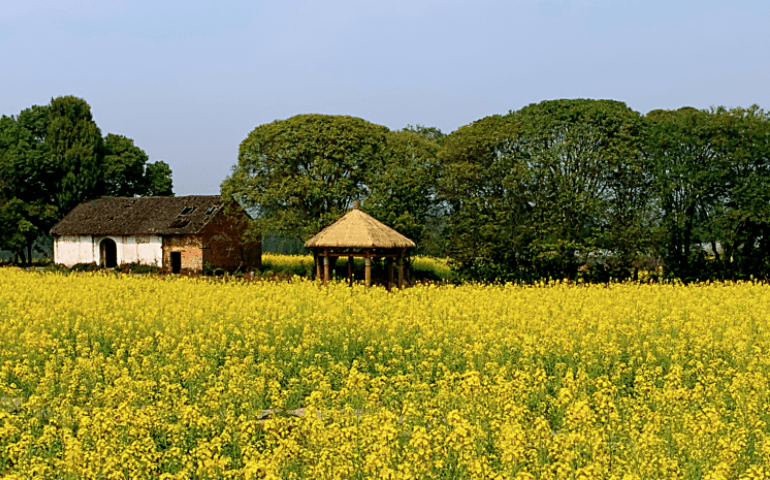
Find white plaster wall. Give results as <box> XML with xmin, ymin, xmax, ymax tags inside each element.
<box><xmin>130</xmin><ymin>235</ymin><xmax>163</xmax><ymax>267</ymax></box>
<box><xmin>94</xmin><ymin>235</ymin><xmax>163</xmax><ymax>267</ymax></box>
<box><xmin>121</xmin><ymin>236</ymin><xmax>136</xmax><ymax>264</ymax></box>
<box><xmin>55</xmin><ymin>235</ymin><xmax>163</xmax><ymax>267</ymax></box>
<box><xmin>54</xmin><ymin>235</ymin><xmax>95</xmax><ymax>266</ymax></box>
<box><xmin>136</xmin><ymin>235</ymin><xmax>163</xmax><ymax>266</ymax></box>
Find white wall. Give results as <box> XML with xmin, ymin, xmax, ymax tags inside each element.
<box><xmin>54</xmin><ymin>235</ymin><xmax>95</xmax><ymax>266</ymax></box>
<box><xmin>54</xmin><ymin>235</ymin><xmax>163</xmax><ymax>267</ymax></box>
<box><xmin>115</xmin><ymin>235</ymin><xmax>163</xmax><ymax>266</ymax></box>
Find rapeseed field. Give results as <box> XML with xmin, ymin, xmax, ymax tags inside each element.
<box><xmin>1</xmin><ymin>268</ymin><xmax>769</xmax><ymax>479</ymax></box>
<box><xmin>261</xmin><ymin>254</ymin><xmax>451</xmax><ymax>281</ymax></box>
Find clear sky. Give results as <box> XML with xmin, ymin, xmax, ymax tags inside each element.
<box><xmin>2</xmin><ymin>0</ymin><xmax>769</xmax><ymax>196</ymax></box>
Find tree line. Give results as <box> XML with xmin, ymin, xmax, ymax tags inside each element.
<box><xmin>223</xmin><ymin>99</ymin><xmax>770</xmax><ymax>282</ymax></box>
<box><xmin>0</xmin><ymin>96</ymin><xmax>173</xmax><ymax>264</ymax></box>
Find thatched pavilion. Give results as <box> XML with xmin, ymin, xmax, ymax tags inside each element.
<box><xmin>305</xmin><ymin>202</ymin><xmax>416</xmax><ymax>288</ymax></box>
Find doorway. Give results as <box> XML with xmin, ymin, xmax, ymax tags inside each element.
<box><xmin>171</xmin><ymin>251</ymin><xmax>181</xmax><ymax>274</ymax></box>
<box><xmin>100</xmin><ymin>238</ymin><xmax>117</xmax><ymax>268</ymax></box>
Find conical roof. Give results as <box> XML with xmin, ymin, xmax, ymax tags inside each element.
<box><xmin>305</xmin><ymin>207</ymin><xmax>416</xmax><ymax>249</ymax></box>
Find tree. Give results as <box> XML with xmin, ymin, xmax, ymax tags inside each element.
<box><xmin>439</xmin><ymin>114</ymin><xmax>531</xmax><ymax>281</ymax></box>
<box><xmin>646</xmin><ymin>106</ymin><xmax>770</xmax><ymax>280</ymax></box>
<box><xmin>221</xmin><ymin>114</ymin><xmax>389</xmax><ymax>242</ymax></box>
<box><xmin>46</xmin><ymin>96</ymin><xmax>105</xmax><ymax>216</ymax></box>
<box><xmin>719</xmin><ymin>107</ymin><xmax>770</xmax><ymax>278</ymax></box>
<box><xmin>365</xmin><ymin>129</ymin><xmax>443</xmax><ymax>250</ymax></box>
<box><xmin>0</xmin><ymin>105</ymin><xmax>57</xmax><ymax>263</ymax></box>
<box><xmin>103</xmin><ymin>134</ymin><xmax>173</xmax><ymax>197</ymax></box>
<box><xmin>144</xmin><ymin>160</ymin><xmax>174</xmax><ymax>196</ymax></box>
<box><xmin>512</xmin><ymin>99</ymin><xmax>649</xmax><ymax>280</ymax></box>
<box><xmin>402</xmin><ymin>124</ymin><xmax>447</xmax><ymax>146</ymax></box>
<box><xmin>441</xmin><ymin>99</ymin><xmax>650</xmax><ymax>281</ymax></box>
<box><xmin>103</xmin><ymin>133</ymin><xmax>149</xmax><ymax>197</ymax></box>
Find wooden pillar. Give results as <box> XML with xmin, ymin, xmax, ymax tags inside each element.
<box><xmin>397</xmin><ymin>250</ymin><xmax>404</xmax><ymax>288</ymax></box>
<box><xmin>323</xmin><ymin>249</ymin><xmax>330</xmax><ymax>282</ymax></box>
<box><xmin>365</xmin><ymin>250</ymin><xmax>371</xmax><ymax>287</ymax></box>
<box><xmin>315</xmin><ymin>251</ymin><xmax>322</xmax><ymax>281</ymax></box>
<box><xmin>386</xmin><ymin>257</ymin><xmax>393</xmax><ymax>291</ymax></box>
<box><xmin>348</xmin><ymin>256</ymin><xmax>354</xmax><ymax>286</ymax></box>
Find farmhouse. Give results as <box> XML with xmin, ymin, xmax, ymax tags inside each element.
<box><xmin>50</xmin><ymin>196</ymin><xmax>261</xmax><ymax>273</ymax></box>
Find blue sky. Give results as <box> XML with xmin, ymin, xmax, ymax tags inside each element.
<box><xmin>2</xmin><ymin>0</ymin><xmax>769</xmax><ymax>195</ymax></box>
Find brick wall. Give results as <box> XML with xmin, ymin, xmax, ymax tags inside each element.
<box><xmin>162</xmin><ymin>235</ymin><xmax>203</xmax><ymax>273</ymax></box>
<box><xmin>201</xmin><ymin>210</ymin><xmax>261</xmax><ymax>271</ymax></box>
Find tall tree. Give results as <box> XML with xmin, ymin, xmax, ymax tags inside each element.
<box><xmin>719</xmin><ymin>107</ymin><xmax>770</xmax><ymax>278</ymax></box>
<box><xmin>366</xmin><ymin>129</ymin><xmax>443</xmax><ymax>249</ymax></box>
<box><xmin>221</xmin><ymin>114</ymin><xmax>389</xmax><ymax>241</ymax></box>
<box><xmin>439</xmin><ymin>114</ymin><xmax>530</xmax><ymax>280</ymax></box>
<box><xmin>441</xmin><ymin>99</ymin><xmax>650</xmax><ymax>281</ymax></box>
<box><xmin>143</xmin><ymin>160</ymin><xmax>174</xmax><ymax>196</ymax></box>
<box><xmin>0</xmin><ymin>106</ymin><xmax>57</xmax><ymax>263</ymax></box>
<box><xmin>512</xmin><ymin>99</ymin><xmax>649</xmax><ymax>280</ymax></box>
<box><xmin>46</xmin><ymin>96</ymin><xmax>105</xmax><ymax>215</ymax></box>
<box><xmin>646</xmin><ymin>106</ymin><xmax>770</xmax><ymax>280</ymax></box>
<box><xmin>102</xmin><ymin>134</ymin><xmax>173</xmax><ymax>197</ymax></box>
<box><xmin>103</xmin><ymin>133</ymin><xmax>149</xmax><ymax>197</ymax></box>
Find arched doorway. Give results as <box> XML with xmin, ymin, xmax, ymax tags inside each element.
<box><xmin>100</xmin><ymin>238</ymin><xmax>117</xmax><ymax>268</ymax></box>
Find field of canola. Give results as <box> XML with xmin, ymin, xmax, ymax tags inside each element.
<box><xmin>1</xmin><ymin>268</ymin><xmax>770</xmax><ymax>480</ymax></box>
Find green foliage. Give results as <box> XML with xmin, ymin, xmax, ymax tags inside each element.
<box><xmin>71</xmin><ymin>262</ymin><xmax>100</xmax><ymax>272</ymax></box>
<box><xmin>646</xmin><ymin>106</ymin><xmax>770</xmax><ymax>280</ymax></box>
<box><xmin>103</xmin><ymin>134</ymin><xmax>147</xmax><ymax>196</ymax></box>
<box><xmin>222</xmin><ymin>114</ymin><xmax>390</xmax><ymax>242</ymax></box>
<box><xmin>442</xmin><ymin>100</ymin><xmax>770</xmax><ymax>282</ymax></box>
<box><xmin>0</xmin><ymin>105</ymin><xmax>58</xmax><ymax>264</ymax></box>
<box><xmin>114</xmin><ymin>262</ymin><xmax>159</xmax><ymax>274</ymax></box>
<box><xmin>202</xmin><ymin>261</ymin><xmax>225</xmax><ymax>276</ymax></box>
<box><xmin>103</xmin><ymin>133</ymin><xmax>173</xmax><ymax>197</ymax></box>
<box><xmin>143</xmin><ymin>160</ymin><xmax>174</xmax><ymax>196</ymax></box>
<box><xmin>402</xmin><ymin>124</ymin><xmax>447</xmax><ymax>146</ymax></box>
<box><xmin>365</xmin><ymin>129</ymin><xmax>443</xmax><ymax>246</ymax></box>
<box><xmin>441</xmin><ymin>99</ymin><xmax>652</xmax><ymax>282</ymax></box>
<box><xmin>513</xmin><ymin>99</ymin><xmax>651</xmax><ymax>279</ymax></box>
<box><xmin>439</xmin><ymin>114</ymin><xmax>528</xmax><ymax>281</ymax></box>
<box><xmin>0</xmin><ymin>199</ymin><xmax>50</xmax><ymax>265</ymax></box>
<box><xmin>47</xmin><ymin>96</ymin><xmax>104</xmax><ymax>216</ymax></box>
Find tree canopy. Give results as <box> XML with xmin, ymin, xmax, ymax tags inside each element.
<box><xmin>222</xmin><ymin>114</ymin><xmax>390</xmax><ymax>242</ymax></box>
<box><xmin>365</xmin><ymin>128</ymin><xmax>443</xmax><ymax>247</ymax></box>
<box><xmin>441</xmin><ymin>100</ymin><xmax>650</xmax><ymax>281</ymax></box>
<box><xmin>646</xmin><ymin>106</ymin><xmax>770</xmax><ymax>280</ymax></box>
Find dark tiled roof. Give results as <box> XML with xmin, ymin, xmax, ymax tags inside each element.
<box><xmin>50</xmin><ymin>196</ymin><xmax>227</xmax><ymax>236</ymax></box>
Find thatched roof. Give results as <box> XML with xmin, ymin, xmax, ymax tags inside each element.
<box><xmin>305</xmin><ymin>207</ymin><xmax>416</xmax><ymax>249</ymax></box>
<box><xmin>50</xmin><ymin>196</ymin><xmax>229</xmax><ymax>236</ymax></box>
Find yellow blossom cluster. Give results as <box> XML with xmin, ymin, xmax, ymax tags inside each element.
<box><xmin>261</xmin><ymin>254</ymin><xmax>316</xmax><ymax>271</ymax></box>
<box><xmin>1</xmin><ymin>268</ymin><xmax>770</xmax><ymax>479</ymax></box>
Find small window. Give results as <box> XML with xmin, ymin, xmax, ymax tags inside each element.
<box><xmin>205</xmin><ymin>206</ymin><xmax>216</xmax><ymax>215</ymax></box>
<box><xmin>180</xmin><ymin>206</ymin><xmax>196</xmax><ymax>215</ymax></box>
<box><xmin>169</xmin><ymin>219</ymin><xmax>190</xmax><ymax>228</ymax></box>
